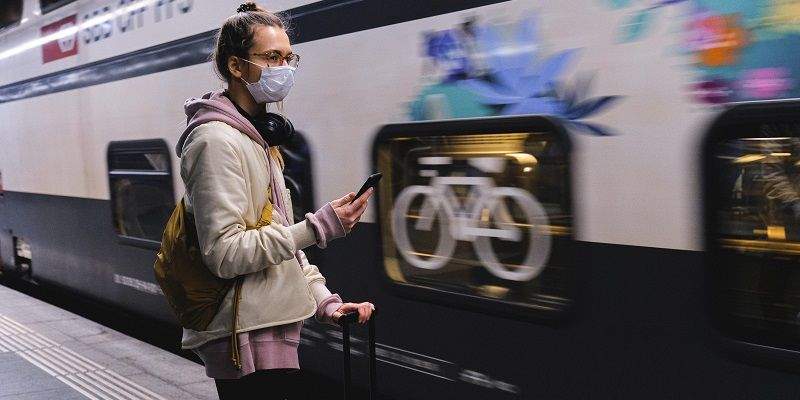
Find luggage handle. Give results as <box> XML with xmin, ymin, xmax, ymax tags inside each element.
<box><xmin>337</xmin><ymin>309</ymin><xmax>377</xmax><ymax>400</ymax></box>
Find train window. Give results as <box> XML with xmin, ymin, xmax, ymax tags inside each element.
<box><xmin>107</xmin><ymin>140</ymin><xmax>174</xmax><ymax>246</ymax></box>
<box><xmin>0</xmin><ymin>1</ymin><xmax>22</xmax><ymax>30</ymax></box>
<box><xmin>375</xmin><ymin>117</ymin><xmax>574</xmax><ymax>321</ymax></box>
<box><xmin>705</xmin><ymin>101</ymin><xmax>800</xmax><ymax>355</ymax></box>
<box><xmin>40</xmin><ymin>0</ymin><xmax>76</xmax><ymax>14</ymax></box>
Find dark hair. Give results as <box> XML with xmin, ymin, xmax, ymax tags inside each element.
<box><xmin>211</xmin><ymin>2</ymin><xmax>288</xmax><ymax>82</ymax></box>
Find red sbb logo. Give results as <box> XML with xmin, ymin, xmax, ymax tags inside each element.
<box><xmin>41</xmin><ymin>14</ymin><xmax>78</xmax><ymax>64</ymax></box>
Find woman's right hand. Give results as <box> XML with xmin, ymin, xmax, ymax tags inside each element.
<box><xmin>331</xmin><ymin>188</ymin><xmax>373</xmax><ymax>233</ymax></box>
<box><xmin>332</xmin><ymin>302</ymin><xmax>375</xmax><ymax>324</ymax></box>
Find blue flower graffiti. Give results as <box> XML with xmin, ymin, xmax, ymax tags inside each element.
<box><xmin>410</xmin><ymin>16</ymin><xmax>621</xmax><ymax>136</ymax></box>
<box><xmin>423</xmin><ymin>29</ymin><xmax>471</xmax><ymax>82</ymax></box>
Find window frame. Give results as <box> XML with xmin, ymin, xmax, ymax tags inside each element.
<box><xmin>0</xmin><ymin>0</ymin><xmax>23</xmax><ymax>32</ymax></box>
<box><xmin>107</xmin><ymin>139</ymin><xmax>174</xmax><ymax>250</ymax></box>
<box><xmin>371</xmin><ymin>115</ymin><xmax>576</xmax><ymax>324</ymax></box>
<box><xmin>40</xmin><ymin>0</ymin><xmax>77</xmax><ymax>14</ymax></box>
<box><xmin>702</xmin><ymin>99</ymin><xmax>800</xmax><ymax>372</ymax></box>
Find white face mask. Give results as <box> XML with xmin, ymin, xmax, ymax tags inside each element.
<box><xmin>240</xmin><ymin>58</ymin><xmax>295</xmax><ymax>103</ymax></box>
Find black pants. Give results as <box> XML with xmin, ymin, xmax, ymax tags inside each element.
<box><xmin>214</xmin><ymin>369</ymin><xmax>298</xmax><ymax>400</ymax></box>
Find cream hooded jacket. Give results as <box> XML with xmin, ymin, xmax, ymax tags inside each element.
<box><xmin>177</xmin><ymin>92</ymin><xmax>338</xmax><ymax>349</ymax></box>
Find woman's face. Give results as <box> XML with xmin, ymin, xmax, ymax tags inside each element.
<box><xmin>241</xmin><ymin>25</ymin><xmax>292</xmax><ymax>83</ymax></box>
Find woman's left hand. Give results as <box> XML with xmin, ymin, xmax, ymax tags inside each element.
<box><xmin>332</xmin><ymin>302</ymin><xmax>375</xmax><ymax>324</ymax></box>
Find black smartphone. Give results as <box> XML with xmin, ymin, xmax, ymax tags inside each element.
<box><xmin>350</xmin><ymin>172</ymin><xmax>382</xmax><ymax>204</ymax></box>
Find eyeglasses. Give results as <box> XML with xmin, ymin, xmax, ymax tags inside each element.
<box><xmin>248</xmin><ymin>51</ymin><xmax>300</xmax><ymax>68</ymax></box>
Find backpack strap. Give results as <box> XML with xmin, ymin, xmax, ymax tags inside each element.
<box><xmin>230</xmin><ymin>188</ymin><xmax>273</xmax><ymax>370</ymax></box>
<box><xmin>246</xmin><ymin>186</ymin><xmax>273</xmax><ymax>230</ymax></box>
<box><xmin>230</xmin><ymin>277</ymin><xmax>245</xmax><ymax>370</ymax></box>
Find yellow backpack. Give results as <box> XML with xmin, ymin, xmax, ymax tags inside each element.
<box><xmin>153</xmin><ymin>193</ymin><xmax>272</xmax><ymax>368</ymax></box>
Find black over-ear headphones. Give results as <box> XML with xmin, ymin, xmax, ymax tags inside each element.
<box><xmin>249</xmin><ymin>111</ymin><xmax>295</xmax><ymax>147</ymax></box>
<box><xmin>228</xmin><ymin>94</ymin><xmax>295</xmax><ymax>147</ymax></box>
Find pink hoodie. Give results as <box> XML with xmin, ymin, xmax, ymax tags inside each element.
<box><xmin>177</xmin><ymin>90</ymin><xmax>267</xmax><ymax>157</ymax></box>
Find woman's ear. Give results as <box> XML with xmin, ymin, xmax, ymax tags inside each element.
<box><xmin>228</xmin><ymin>56</ymin><xmax>245</xmax><ymax>80</ymax></box>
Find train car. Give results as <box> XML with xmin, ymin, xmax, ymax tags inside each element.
<box><xmin>3</xmin><ymin>0</ymin><xmax>800</xmax><ymax>398</ymax></box>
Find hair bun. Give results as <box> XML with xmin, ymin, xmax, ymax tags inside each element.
<box><xmin>236</xmin><ymin>2</ymin><xmax>258</xmax><ymax>13</ymax></box>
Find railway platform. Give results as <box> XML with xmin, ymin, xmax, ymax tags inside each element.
<box><xmin>0</xmin><ymin>283</ymin><xmax>217</xmax><ymax>400</ymax></box>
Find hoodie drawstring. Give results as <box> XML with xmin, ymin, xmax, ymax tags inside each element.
<box><xmin>230</xmin><ymin>277</ymin><xmax>244</xmax><ymax>370</ymax></box>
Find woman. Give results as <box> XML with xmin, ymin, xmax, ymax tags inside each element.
<box><xmin>175</xmin><ymin>2</ymin><xmax>374</xmax><ymax>398</ymax></box>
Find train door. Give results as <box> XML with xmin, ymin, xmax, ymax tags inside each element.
<box><xmin>704</xmin><ymin>100</ymin><xmax>800</xmax><ymax>372</ymax></box>
<box><xmin>0</xmin><ymin>0</ymin><xmax>22</xmax><ymax>278</ymax></box>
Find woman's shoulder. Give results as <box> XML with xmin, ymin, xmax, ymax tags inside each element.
<box><xmin>180</xmin><ymin>121</ymin><xmax>253</xmax><ymax>167</ymax></box>
<box><xmin>185</xmin><ymin>121</ymin><xmax>246</xmax><ymax>147</ymax></box>
<box><xmin>182</xmin><ymin>121</ymin><xmax>257</xmax><ymax>158</ymax></box>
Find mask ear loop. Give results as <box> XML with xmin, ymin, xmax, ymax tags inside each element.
<box><xmin>237</xmin><ymin>57</ymin><xmax>253</xmax><ymax>85</ymax></box>
<box><xmin>237</xmin><ymin>57</ymin><xmax>266</xmax><ymax>85</ymax></box>
<box><xmin>264</xmin><ymin>102</ymin><xmax>285</xmax><ymax>114</ymax></box>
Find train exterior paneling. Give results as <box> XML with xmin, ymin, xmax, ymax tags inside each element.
<box><xmin>3</xmin><ymin>0</ymin><xmax>800</xmax><ymax>398</ymax></box>
<box><xmin>0</xmin><ymin>191</ymin><xmax>174</xmax><ymax>323</ymax></box>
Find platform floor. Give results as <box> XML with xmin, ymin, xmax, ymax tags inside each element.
<box><xmin>0</xmin><ymin>284</ymin><xmax>217</xmax><ymax>400</ymax></box>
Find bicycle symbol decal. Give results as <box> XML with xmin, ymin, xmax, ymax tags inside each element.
<box><xmin>390</xmin><ymin>157</ymin><xmax>552</xmax><ymax>282</ymax></box>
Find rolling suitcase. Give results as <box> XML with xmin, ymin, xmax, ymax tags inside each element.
<box><xmin>337</xmin><ymin>310</ymin><xmax>377</xmax><ymax>400</ymax></box>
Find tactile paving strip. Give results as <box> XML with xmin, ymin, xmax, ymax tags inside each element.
<box><xmin>0</xmin><ymin>314</ymin><xmax>169</xmax><ymax>400</ymax></box>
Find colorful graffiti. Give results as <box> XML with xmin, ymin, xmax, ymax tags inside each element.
<box><xmin>606</xmin><ymin>0</ymin><xmax>800</xmax><ymax>103</ymax></box>
<box><xmin>411</xmin><ymin>1</ymin><xmax>800</xmax><ymax>123</ymax></box>
<box><xmin>687</xmin><ymin>13</ymin><xmax>749</xmax><ymax>67</ymax></box>
<box><xmin>410</xmin><ymin>17</ymin><xmax>622</xmax><ymax>136</ymax></box>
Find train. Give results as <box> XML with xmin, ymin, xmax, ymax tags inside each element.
<box><xmin>3</xmin><ymin>0</ymin><xmax>800</xmax><ymax>398</ymax></box>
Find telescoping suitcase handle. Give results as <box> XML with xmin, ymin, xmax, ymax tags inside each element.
<box><xmin>337</xmin><ymin>309</ymin><xmax>377</xmax><ymax>400</ymax></box>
